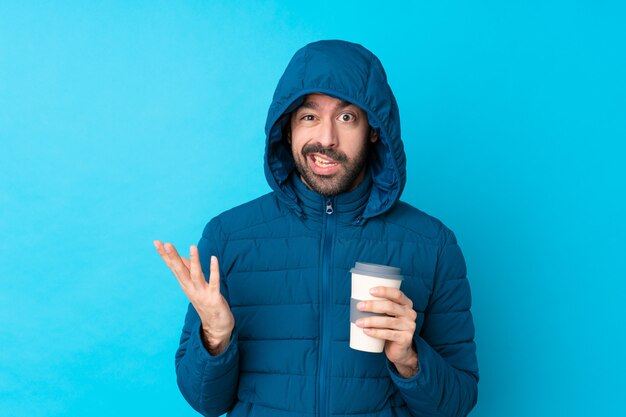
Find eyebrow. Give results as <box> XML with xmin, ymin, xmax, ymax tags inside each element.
<box><xmin>298</xmin><ymin>99</ymin><xmax>353</xmax><ymax>111</ymax></box>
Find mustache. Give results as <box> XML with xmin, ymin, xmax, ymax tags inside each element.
<box><xmin>301</xmin><ymin>143</ymin><xmax>348</xmax><ymax>162</ymax></box>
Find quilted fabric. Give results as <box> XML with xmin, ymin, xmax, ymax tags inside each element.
<box><xmin>174</xmin><ymin>40</ymin><xmax>478</xmax><ymax>417</ymax></box>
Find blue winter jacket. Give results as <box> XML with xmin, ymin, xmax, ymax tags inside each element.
<box><xmin>175</xmin><ymin>40</ymin><xmax>478</xmax><ymax>417</ymax></box>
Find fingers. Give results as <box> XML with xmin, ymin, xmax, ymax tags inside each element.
<box><xmin>154</xmin><ymin>240</ymin><xmax>176</xmax><ymax>270</ymax></box>
<box><xmin>188</xmin><ymin>246</ymin><xmax>223</xmax><ymax>294</ymax></box>
<box><xmin>355</xmin><ymin>297</ymin><xmax>417</xmax><ymax>346</ymax></box>
<box><xmin>153</xmin><ymin>240</ymin><xmax>190</xmax><ymax>285</ymax></box>
<box><xmin>189</xmin><ymin>245</ymin><xmax>205</xmax><ymax>286</ymax></box>
<box><xmin>370</xmin><ymin>287</ymin><xmax>413</xmax><ymax>309</ymax></box>
<box><xmin>362</xmin><ymin>327</ymin><xmax>414</xmax><ymax>346</ymax></box>
<box><xmin>356</xmin><ymin>315</ymin><xmax>415</xmax><ymax>332</ymax></box>
<box><xmin>155</xmin><ymin>241</ymin><xmax>218</xmax><ymax>292</ymax></box>
<box><xmin>154</xmin><ymin>240</ymin><xmax>167</xmax><ymax>259</ymax></box>
<box><xmin>163</xmin><ymin>243</ymin><xmax>189</xmax><ymax>278</ymax></box>
<box><xmin>355</xmin><ymin>287</ymin><xmax>418</xmax><ymax>344</ymax></box>
<box><xmin>208</xmin><ymin>255</ymin><xmax>221</xmax><ymax>293</ymax></box>
<box><xmin>357</xmin><ymin>298</ymin><xmax>417</xmax><ymax>320</ymax></box>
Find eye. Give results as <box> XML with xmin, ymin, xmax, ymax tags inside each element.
<box><xmin>300</xmin><ymin>114</ymin><xmax>316</xmax><ymax>121</ymax></box>
<box><xmin>338</xmin><ymin>112</ymin><xmax>356</xmax><ymax>122</ymax></box>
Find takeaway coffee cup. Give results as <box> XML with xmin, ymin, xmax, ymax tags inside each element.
<box><xmin>350</xmin><ymin>262</ymin><xmax>403</xmax><ymax>353</ymax></box>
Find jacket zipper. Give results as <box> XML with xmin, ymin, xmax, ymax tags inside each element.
<box><xmin>319</xmin><ymin>198</ymin><xmax>335</xmax><ymax>417</ymax></box>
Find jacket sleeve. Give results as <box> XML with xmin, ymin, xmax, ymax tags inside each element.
<box><xmin>388</xmin><ymin>229</ymin><xmax>479</xmax><ymax>417</ymax></box>
<box><xmin>174</xmin><ymin>219</ymin><xmax>239</xmax><ymax>417</ymax></box>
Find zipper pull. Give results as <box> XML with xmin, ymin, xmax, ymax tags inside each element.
<box><xmin>325</xmin><ymin>200</ymin><xmax>334</xmax><ymax>215</ymax></box>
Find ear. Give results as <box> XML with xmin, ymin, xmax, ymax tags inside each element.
<box><xmin>369</xmin><ymin>128</ymin><xmax>379</xmax><ymax>143</ymax></box>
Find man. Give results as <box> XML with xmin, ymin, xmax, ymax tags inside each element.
<box><xmin>154</xmin><ymin>40</ymin><xmax>478</xmax><ymax>417</ymax></box>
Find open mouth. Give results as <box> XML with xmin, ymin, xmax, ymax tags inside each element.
<box><xmin>308</xmin><ymin>153</ymin><xmax>340</xmax><ymax>174</ymax></box>
<box><xmin>312</xmin><ymin>154</ymin><xmax>338</xmax><ymax>167</ymax></box>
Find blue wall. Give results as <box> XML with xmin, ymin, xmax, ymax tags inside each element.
<box><xmin>1</xmin><ymin>1</ymin><xmax>624</xmax><ymax>416</ymax></box>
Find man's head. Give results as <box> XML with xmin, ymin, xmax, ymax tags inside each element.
<box><xmin>264</xmin><ymin>40</ymin><xmax>406</xmax><ymax>217</ymax></box>
<box><xmin>286</xmin><ymin>93</ymin><xmax>378</xmax><ymax>196</ymax></box>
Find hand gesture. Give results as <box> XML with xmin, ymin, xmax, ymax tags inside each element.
<box><xmin>355</xmin><ymin>287</ymin><xmax>419</xmax><ymax>378</ymax></box>
<box><xmin>154</xmin><ymin>240</ymin><xmax>234</xmax><ymax>356</ymax></box>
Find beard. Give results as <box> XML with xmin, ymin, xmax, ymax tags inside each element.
<box><xmin>293</xmin><ymin>142</ymin><xmax>370</xmax><ymax>196</ymax></box>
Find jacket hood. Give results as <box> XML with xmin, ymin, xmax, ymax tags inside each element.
<box><xmin>264</xmin><ymin>40</ymin><xmax>406</xmax><ymax>219</ymax></box>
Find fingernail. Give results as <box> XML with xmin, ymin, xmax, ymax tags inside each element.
<box><xmin>357</xmin><ymin>301</ymin><xmax>365</xmax><ymax>310</ymax></box>
<box><xmin>370</xmin><ymin>287</ymin><xmax>378</xmax><ymax>295</ymax></box>
<box><xmin>211</xmin><ymin>255</ymin><xmax>216</xmax><ymax>264</ymax></box>
<box><xmin>355</xmin><ymin>319</ymin><xmax>363</xmax><ymax>326</ymax></box>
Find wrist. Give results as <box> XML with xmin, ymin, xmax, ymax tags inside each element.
<box><xmin>393</xmin><ymin>347</ymin><xmax>419</xmax><ymax>378</ymax></box>
<box><xmin>394</xmin><ymin>361</ymin><xmax>418</xmax><ymax>378</ymax></box>
<box><xmin>200</xmin><ymin>327</ymin><xmax>232</xmax><ymax>356</ymax></box>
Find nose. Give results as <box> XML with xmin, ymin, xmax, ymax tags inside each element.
<box><xmin>318</xmin><ymin>118</ymin><xmax>338</xmax><ymax>148</ymax></box>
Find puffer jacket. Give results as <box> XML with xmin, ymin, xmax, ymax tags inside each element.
<box><xmin>174</xmin><ymin>40</ymin><xmax>478</xmax><ymax>417</ymax></box>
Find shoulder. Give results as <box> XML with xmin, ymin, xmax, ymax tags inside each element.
<box><xmin>375</xmin><ymin>200</ymin><xmax>457</xmax><ymax>246</ymax></box>
<box><xmin>201</xmin><ymin>192</ymin><xmax>291</xmax><ymax>241</ymax></box>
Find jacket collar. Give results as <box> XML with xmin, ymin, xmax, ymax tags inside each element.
<box><xmin>289</xmin><ymin>169</ymin><xmax>372</xmax><ymax>225</ymax></box>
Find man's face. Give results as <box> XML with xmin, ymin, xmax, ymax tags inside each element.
<box><xmin>289</xmin><ymin>93</ymin><xmax>377</xmax><ymax>196</ymax></box>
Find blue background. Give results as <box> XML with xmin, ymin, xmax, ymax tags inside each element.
<box><xmin>1</xmin><ymin>1</ymin><xmax>625</xmax><ymax>416</ymax></box>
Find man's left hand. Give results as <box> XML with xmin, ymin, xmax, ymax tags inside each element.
<box><xmin>355</xmin><ymin>286</ymin><xmax>419</xmax><ymax>378</ymax></box>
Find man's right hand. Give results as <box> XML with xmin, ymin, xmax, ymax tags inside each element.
<box><xmin>154</xmin><ymin>240</ymin><xmax>234</xmax><ymax>356</ymax></box>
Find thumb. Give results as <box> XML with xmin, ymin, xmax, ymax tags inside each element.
<box><xmin>208</xmin><ymin>256</ymin><xmax>221</xmax><ymax>292</ymax></box>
